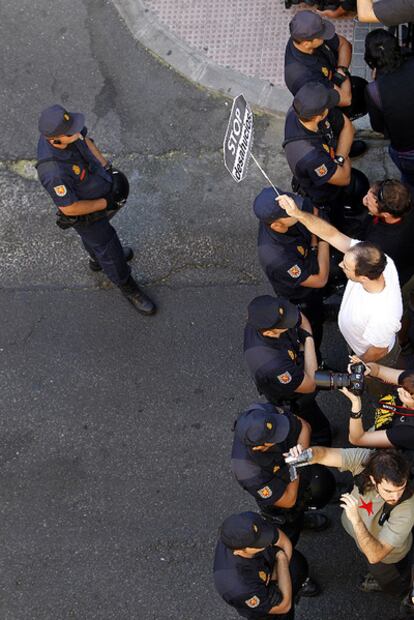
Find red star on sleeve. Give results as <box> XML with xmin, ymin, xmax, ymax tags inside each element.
<box><xmin>359</xmin><ymin>497</ymin><xmax>374</xmax><ymax>516</ymax></box>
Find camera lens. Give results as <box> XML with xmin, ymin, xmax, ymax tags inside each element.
<box><xmin>331</xmin><ymin>373</ymin><xmax>351</xmax><ymax>389</ymax></box>
<box><xmin>314</xmin><ymin>370</ymin><xmax>334</xmax><ymax>389</ymax></box>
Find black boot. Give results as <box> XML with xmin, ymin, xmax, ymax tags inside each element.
<box><xmin>119</xmin><ymin>276</ymin><xmax>156</xmax><ymax>316</ymax></box>
<box><xmin>298</xmin><ymin>576</ymin><xmax>321</xmax><ymax>598</ymax></box>
<box><xmin>302</xmin><ymin>512</ymin><xmax>330</xmax><ymax>531</ymax></box>
<box><xmin>89</xmin><ymin>247</ymin><xmax>134</xmax><ymax>272</ymax></box>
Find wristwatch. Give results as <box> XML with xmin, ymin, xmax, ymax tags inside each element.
<box><xmin>337</xmin><ymin>65</ymin><xmax>351</xmax><ymax>77</ymax></box>
<box><xmin>334</xmin><ymin>155</ymin><xmax>345</xmax><ymax>167</ymax></box>
<box><xmin>350</xmin><ymin>410</ymin><xmax>362</xmax><ymax>419</ymax></box>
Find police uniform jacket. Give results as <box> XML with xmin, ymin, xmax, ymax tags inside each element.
<box><xmin>214</xmin><ymin>537</ymin><xmax>283</xmax><ymax>619</ymax></box>
<box><xmin>37</xmin><ymin>128</ymin><xmax>112</xmax><ymax>209</ymax></box>
<box><xmin>231</xmin><ymin>411</ymin><xmax>302</xmax><ymax>508</ymax></box>
<box><xmin>283</xmin><ymin>106</ymin><xmax>344</xmax><ymax>204</ymax></box>
<box><xmin>257</xmin><ymin>221</ymin><xmax>318</xmax><ymax>302</ymax></box>
<box><xmin>244</xmin><ymin>321</ymin><xmax>305</xmax><ymax>404</ymax></box>
<box><xmin>284</xmin><ymin>34</ymin><xmax>340</xmax><ymax>96</ymax></box>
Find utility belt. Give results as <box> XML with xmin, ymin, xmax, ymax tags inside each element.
<box><xmin>56</xmin><ymin>168</ymin><xmax>130</xmax><ymax>230</ymax></box>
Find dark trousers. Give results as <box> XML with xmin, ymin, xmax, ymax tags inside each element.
<box><xmin>368</xmin><ymin>551</ymin><xmax>411</xmax><ymax>596</ymax></box>
<box><xmin>296</xmin><ymin>290</ymin><xmax>324</xmax><ymax>358</ymax></box>
<box><xmin>389</xmin><ymin>145</ymin><xmax>414</xmax><ymax>193</ymax></box>
<box><xmin>247</xmin><ymin>550</ymin><xmax>309</xmax><ymax>620</ymax></box>
<box><xmin>74</xmin><ymin>218</ymin><xmax>130</xmax><ymax>287</ymax></box>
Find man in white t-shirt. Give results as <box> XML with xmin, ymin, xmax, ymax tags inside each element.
<box><xmin>277</xmin><ymin>195</ymin><xmax>402</xmax><ymax>395</ymax></box>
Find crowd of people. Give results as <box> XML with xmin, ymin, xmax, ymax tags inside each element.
<box><xmin>213</xmin><ymin>5</ymin><xmax>414</xmax><ymax>620</ymax></box>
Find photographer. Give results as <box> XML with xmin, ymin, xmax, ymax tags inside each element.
<box><xmin>340</xmin><ymin>359</ymin><xmax>414</xmax><ymax>451</ymax></box>
<box><xmin>284</xmin><ymin>445</ymin><xmax>414</xmax><ymax>595</ymax></box>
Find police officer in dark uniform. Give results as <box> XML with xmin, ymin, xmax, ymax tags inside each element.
<box><xmin>231</xmin><ymin>402</ymin><xmax>334</xmax><ymax>545</ymax></box>
<box><xmin>36</xmin><ymin>104</ymin><xmax>156</xmax><ymax>316</ymax></box>
<box><xmin>253</xmin><ymin>186</ymin><xmax>329</xmax><ymax>353</ymax></box>
<box><xmin>243</xmin><ymin>295</ymin><xmax>331</xmax><ymax>446</ymax></box>
<box><xmin>283</xmin><ymin>81</ymin><xmax>369</xmax><ymax>233</ymax></box>
<box><xmin>285</xmin><ymin>11</ymin><xmax>367</xmax><ymax>122</ymax></box>
<box><xmin>213</xmin><ymin>511</ymin><xmax>313</xmax><ymax>620</ymax></box>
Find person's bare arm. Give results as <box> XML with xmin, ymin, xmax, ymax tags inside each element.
<box><xmin>366</xmin><ymin>362</ymin><xmax>403</xmax><ymax>385</ymax></box>
<box><xmin>59</xmin><ymin>198</ymin><xmax>108</xmax><ymax>216</ymax></box>
<box><xmin>300</xmin><ymin>241</ymin><xmax>330</xmax><ymax>289</ymax></box>
<box><xmin>273</xmin><ymin>479</ymin><xmax>300</xmax><ymax>509</ymax></box>
<box><xmin>275</xmin><ymin>530</ymin><xmax>293</xmax><ymax>561</ymax></box>
<box><xmin>327</xmin><ymin>159</ymin><xmax>352</xmax><ymax>186</ymax></box>
<box><xmin>277</xmin><ymin>195</ymin><xmax>352</xmax><ymax>253</ymax></box>
<box><xmin>341</xmin><ymin>494</ymin><xmax>394</xmax><ymax>562</ymax></box>
<box><xmin>335</xmin><ymin>113</ymin><xmax>355</xmax><ymax>159</ymax></box>
<box><xmin>360</xmin><ymin>345</ymin><xmax>389</xmax><ymax>363</ymax></box>
<box><xmin>269</xmin><ymin>551</ymin><xmax>292</xmax><ymax>615</ymax></box>
<box><xmin>340</xmin><ymin>387</ymin><xmax>394</xmax><ymax>447</ymax></box>
<box><xmin>294</xmin><ymin>313</ymin><xmax>318</xmax><ymax>394</ymax></box>
<box><xmin>318</xmin><ymin>5</ymin><xmax>350</xmax><ymax>17</ymax></box>
<box><xmin>334</xmin><ymin>80</ymin><xmax>352</xmax><ymax>108</ymax></box>
<box><xmin>297</xmin><ymin>417</ymin><xmax>311</xmax><ymax>449</ymax></box>
<box><xmin>311</xmin><ymin>446</ymin><xmax>344</xmax><ymax>468</ymax></box>
<box><xmin>337</xmin><ymin>34</ymin><xmax>352</xmax><ymax>67</ymax></box>
<box><xmin>85</xmin><ymin>137</ymin><xmax>109</xmax><ymax>167</ymax></box>
<box><xmin>357</xmin><ymin>0</ymin><xmax>380</xmax><ymax>22</ymax></box>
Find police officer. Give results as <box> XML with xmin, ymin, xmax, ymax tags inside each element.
<box><xmin>253</xmin><ymin>186</ymin><xmax>329</xmax><ymax>353</ymax></box>
<box><xmin>231</xmin><ymin>402</ymin><xmax>334</xmax><ymax>545</ymax></box>
<box><xmin>36</xmin><ymin>104</ymin><xmax>156</xmax><ymax>316</ymax></box>
<box><xmin>213</xmin><ymin>511</ymin><xmax>314</xmax><ymax>620</ymax></box>
<box><xmin>285</xmin><ymin>11</ymin><xmax>367</xmax><ymax>122</ymax></box>
<box><xmin>283</xmin><ymin>81</ymin><xmax>369</xmax><ymax>233</ymax></box>
<box><xmin>244</xmin><ymin>295</ymin><xmax>331</xmax><ymax>446</ymax></box>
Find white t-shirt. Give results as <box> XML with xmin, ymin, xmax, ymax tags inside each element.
<box><xmin>338</xmin><ymin>240</ymin><xmax>402</xmax><ymax>357</ymax></box>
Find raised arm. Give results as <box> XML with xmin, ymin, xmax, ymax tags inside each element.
<box><xmin>277</xmin><ymin>195</ymin><xmax>352</xmax><ymax>253</ymax></box>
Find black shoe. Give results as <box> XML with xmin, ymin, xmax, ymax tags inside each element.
<box><xmin>120</xmin><ymin>276</ymin><xmax>156</xmax><ymax>316</ymax></box>
<box><xmin>349</xmin><ymin>140</ymin><xmax>367</xmax><ymax>158</ymax></box>
<box><xmin>298</xmin><ymin>577</ymin><xmax>321</xmax><ymax>598</ymax></box>
<box><xmin>89</xmin><ymin>247</ymin><xmax>134</xmax><ymax>272</ymax></box>
<box><xmin>303</xmin><ymin>512</ymin><xmax>330</xmax><ymax>532</ymax></box>
<box><xmin>400</xmin><ymin>595</ymin><xmax>414</xmax><ymax>617</ymax></box>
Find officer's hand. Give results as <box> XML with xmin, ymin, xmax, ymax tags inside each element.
<box><xmin>276</xmin><ymin>194</ymin><xmax>300</xmax><ymax>218</ymax></box>
<box><xmin>340</xmin><ymin>493</ymin><xmax>360</xmax><ymax>523</ymax></box>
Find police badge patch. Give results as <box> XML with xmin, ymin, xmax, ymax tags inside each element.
<box><xmin>315</xmin><ymin>164</ymin><xmax>328</xmax><ymax>178</ymax></box>
<box><xmin>277</xmin><ymin>372</ymin><xmax>292</xmax><ymax>384</ymax></box>
<box><xmin>245</xmin><ymin>596</ymin><xmax>260</xmax><ymax>609</ymax></box>
<box><xmin>287</xmin><ymin>264</ymin><xmax>301</xmax><ymax>278</ymax></box>
<box><xmin>54</xmin><ymin>185</ymin><xmax>67</xmax><ymax>197</ymax></box>
<box><xmin>258</xmin><ymin>486</ymin><xmax>272</xmax><ymax>499</ymax></box>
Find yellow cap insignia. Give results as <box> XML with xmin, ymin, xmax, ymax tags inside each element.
<box><xmin>72</xmin><ymin>165</ymin><xmax>81</xmax><ymax>175</ymax></box>
<box><xmin>63</xmin><ymin>113</ymin><xmax>70</xmax><ymax>121</ymax></box>
<box><xmin>279</xmin><ymin>307</ymin><xmax>284</xmax><ymax>315</ymax></box>
<box><xmin>252</xmin><ymin>524</ymin><xmax>258</xmax><ymax>533</ymax></box>
<box><xmin>266</xmin><ymin>422</ymin><xmax>272</xmax><ymax>430</ymax></box>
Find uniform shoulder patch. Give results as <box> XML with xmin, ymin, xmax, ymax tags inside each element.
<box><xmin>245</xmin><ymin>595</ymin><xmax>260</xmax><ymax>609</ymax></box>
<box><xmin>314</xmin><ymin>164</ymin><xmax>328</xmax><ymax>178</ymax></box>
<box><xmin>54</xmin><ymin>185</ymin><xmax>67</xmax><ymax>197</ymax></box>
<box><xmin>287</xmin><ymin>264</ymin><xmax>301</xmax><ymax>278</ymax></box>
<box><xmin>277</xmin><ymin>372</ymin><xmax>292</xmax><ymax>384</ymax></box>
<box><xmin>258</xmin><ymin>486</ymin><xmax>272</xmax><ymax>499</ymax></box>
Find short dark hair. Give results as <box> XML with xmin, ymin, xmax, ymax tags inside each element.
<box><xmin>364</xmin><ymin>29</ymin><xmax>403</xmax><ymax>74</ymax></box>
<box><xmin>399</xmin><ymin>370</ymin><xmax>414</xmax><ymax>396</ymax></box>
<box><xmin>359</xmin><ymin>449</ymin><xmax>411</xmax><ymax>493</ymax></box>
<box><xmin>371</xmin><ymin>179</ymin><xmax>412</xmax><ymax>218</ymax></box>
<box><xmin>350</xmin><ymin>241</ymin><xmax>387</xmax><ymax>280</ymax></box>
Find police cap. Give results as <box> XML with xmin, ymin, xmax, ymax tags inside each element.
<box><xmin>235</xmin><ymin>402</ymin><xmax>290</xmax><ymax>446</ymax></box>
<box><xmin>289</xmin><ymin>10</ymin><xmax>335</xmax><ymax>42</ymax></box>
<box><xmin>247</xmin><ymin>295</ymin><xmax>299</xmax><ymax>330</ymax></box>
<box><xmin>38</xmin><ymin>104</ymin><xmax>85</xmax><ymax>137</ymax></box>
<box><xmin>293</xmin><ymin>82</ymin><xmax>339</xmax><ymax>118</ymax></box>
<box><xmin>253</xmin><ymin>187</ymin><xmax>312</xmax><ymax>223</ymax></box>
<box><xmin>219</xmin><ymin>511</ymin><xmax>278</xmax><ymax>550</ymax></box>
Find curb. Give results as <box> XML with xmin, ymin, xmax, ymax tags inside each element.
<box><xmin>112</xmin><ymin>0</ymin><xmax>293</xmax><ymax>116</ymax></box>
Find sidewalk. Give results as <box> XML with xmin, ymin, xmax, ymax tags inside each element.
<box><xmin>113</xmin><ymin>0</ymin><xmax>378</xmax><ymax>114</ymax></box>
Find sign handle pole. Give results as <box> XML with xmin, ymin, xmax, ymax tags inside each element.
<box><xmin>250</xmin><ymin>154</ymin><xmax>281</xmax><ymax>197</ymax></box>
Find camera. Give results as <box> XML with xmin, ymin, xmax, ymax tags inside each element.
<box><xmin>314</xmin><ymin>362</ymin><xmax>365</xmax><ymax>396</ymax></box>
